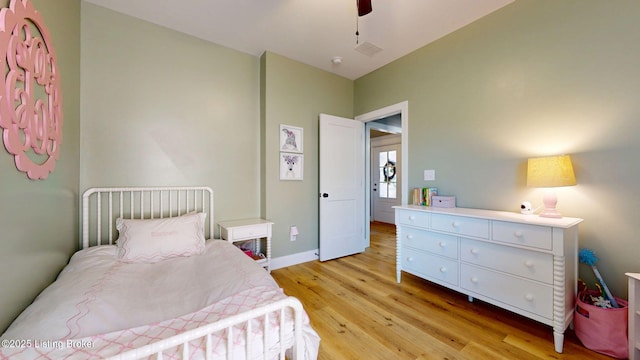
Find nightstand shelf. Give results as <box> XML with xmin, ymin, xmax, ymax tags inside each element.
<box><xmin>218</xmin><ymin>218</ymin><xmax>273</xmax><ymax>272</ymax></box>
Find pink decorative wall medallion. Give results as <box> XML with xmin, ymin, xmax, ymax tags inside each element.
<box><xmin>0</xmin><ymin>0</ymin><xmax>62</xmax><ymax>180</ymax></box>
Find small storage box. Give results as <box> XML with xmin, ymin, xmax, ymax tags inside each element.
<box><xmin>431</xmin><ymin>196</ymin><xmax>456</xmax><ymax>208</ymax></box>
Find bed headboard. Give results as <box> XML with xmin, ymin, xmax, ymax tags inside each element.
<box><xmin>82</xmin><ymin>186</ymin><xmax>214</xmax><ymax>249</ymax></box>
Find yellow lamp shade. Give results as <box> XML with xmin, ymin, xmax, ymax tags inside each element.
<box><xmin>527</xmin><ymin>155</ymin><xmax>576</xmax><ymax>188</ymax></box>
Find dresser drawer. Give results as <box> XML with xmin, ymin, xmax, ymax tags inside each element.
<box><xmin>460</xmin><ymin>264</ymin><xmax>553</xmax><ymax>319</ymax></box>
<box><xmin>431</xmin><ymin>214</ymin><xmax>489</xmax><ymax>239</ymax></box>
<box><xmin>401</xmin><ymin>228</ymin><xmax>458</xmax><ymax>259</ymax></box>
<box><xmin>402</xmin><ymin>247</ymin><xmax>459</xmax><ymax>286</ymax></box>
<box><xmin>492</xmin><ymin>221</ymin><xmax>552</xmax><ymax>250</ymax></box>
<box><xmin>396</xmin><ymin>209</ymin><xmax>430</xmax><ymax>227</ymax></box>
<box><xmin>460</xmin><ymin>239</ymin><xmax>553</xmax><ymax>284</ymax></box>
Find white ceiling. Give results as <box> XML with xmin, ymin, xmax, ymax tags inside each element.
<box><xmin>83</xmin><ymin>0</ymin><xmax>514</xmax><ymax>80</ymax></box>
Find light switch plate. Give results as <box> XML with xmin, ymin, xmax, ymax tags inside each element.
<box><xmin>424</xmin><ymin>169</ymin><xmax>435</xmax><ymax>181</ymax></box>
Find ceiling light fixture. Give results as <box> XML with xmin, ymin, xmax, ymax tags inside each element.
<box><xmin>331</xmin><ymin>56</ymin><xmax>343</xmax><ymax>65</ymax></box>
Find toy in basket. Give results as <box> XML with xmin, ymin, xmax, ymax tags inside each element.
<box><xmin>579</xmin><ymin>248</ymin><xmax>619</xmax><ymax>308</ymax></box>
<box><xmin>575</xmin><ymin>248</ymin><xmax>628</xmax><ymax>358</ymax></box>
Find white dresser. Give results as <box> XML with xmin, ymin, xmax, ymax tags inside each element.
<box><xmin>394</xmin><ymin>205</ymin><xmax>583</xmax><ymax>353</ymax></box>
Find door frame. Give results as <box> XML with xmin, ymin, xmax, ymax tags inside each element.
<box><xmin>355</xmin><ymin>101</ymin><xmax>409</xmax><ymax>247</ymax></box>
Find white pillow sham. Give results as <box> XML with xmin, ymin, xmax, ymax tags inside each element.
<box><xmin>116</xmin><ymin>212</ymin><xmax>206</xmax><ymax>263</ymax></box>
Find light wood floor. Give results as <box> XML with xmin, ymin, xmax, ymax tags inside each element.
<box><xmin>271</xmin><ymin>222</ymin><xmax>610</xmax><ymax>360</ymax></box>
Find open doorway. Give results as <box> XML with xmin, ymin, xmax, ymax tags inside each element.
<box><xmin>368</xmin><ymin>118</ymin><xmax>401</xmax><ymax>224</ymax></box>
<box><xmin>355</xmin><ymin>101</ymin><xmax>408</xmax><ymax>248</ymax></box>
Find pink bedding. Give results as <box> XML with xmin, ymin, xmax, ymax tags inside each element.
<box><xmin>0</xmin><ymin>240</ymin><xmax>319</xmax><ymax>359</ymax></box>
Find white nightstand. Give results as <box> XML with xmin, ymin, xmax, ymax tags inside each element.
<box><xmin>218</xmin><ymin>218</ymin><xmax>273</xmax><ymax>272</ymax></box>
<box><xmin>627</xmin><ymin>272</ymin><xmax>640</xmax><ymax>360</ymax></box>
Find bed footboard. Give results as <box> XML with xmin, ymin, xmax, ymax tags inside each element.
<box><xmin>107</xmin><ymin>297</ymin><xmax>306</xmax><ymax>360</ymax></box>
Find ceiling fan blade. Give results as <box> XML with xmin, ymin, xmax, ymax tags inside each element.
<box><xmin>357</xmin><ymin>0</ymin><xmax>372</xmax><ymax>16</ymax></box>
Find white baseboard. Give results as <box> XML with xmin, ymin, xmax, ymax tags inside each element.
<box><xmin>271</xmin><ymin>248</ymin><xmax>319</xmax><ymax>270</ymax></box>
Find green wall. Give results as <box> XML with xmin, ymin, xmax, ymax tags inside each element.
<box><xmin>261</xmin><ymin>52</ymin><xmax>353</xmax><ymax>258</ymax></box>
<box><xmin>79</xmin><ymin>5</ymin><xmax>353</xmax><ymax>261</ymax></box>
<box><xmin>0</xmin><ymin>0</ymin><xmax>81</xmax><ymax>332</ymax></box>
<box><xmin>355</xmin><ymin>0</ymin><xmax>640</xmax><ymax>298</ymax></box>
<box><xmin>80</xmin><ymin>3</ymin><xmax>262</xmax><ymax>228</ymax></box>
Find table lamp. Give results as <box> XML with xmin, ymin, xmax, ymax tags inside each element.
<box><xmin>526</xmin><ymin>155</ymin><xmax>576</xmax><ymax>218</ymax></box>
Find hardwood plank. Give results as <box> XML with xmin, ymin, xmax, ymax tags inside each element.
<box><xmin>305</xmin><ymin>263</ymin><xmax>459</xmax><ymax>358</ymax></box>
<box><xmin>311</xmin><ymin>305</ymin><xmax>409</xmax><ymax>360</ymax></box>
<box><xmin>272</xmin><ymin>222</ymin><xmax>610</xmax><ymax>360</ymax></box>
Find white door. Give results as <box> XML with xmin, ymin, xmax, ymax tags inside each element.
<box><xmin>371</xmin><ymin>141</ymin><xmax>401</xmax><ymax>224</ymax></box>
<box><xmin>319</xmin><ymin>114</ymin><xmax>365</xmax><ymax>261</ymax></box>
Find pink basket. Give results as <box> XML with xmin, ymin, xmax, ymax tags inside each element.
<box><xmin>574</xmin><ymin>290</ymin><xmax>628</xmax><ymax>358</ymax></box>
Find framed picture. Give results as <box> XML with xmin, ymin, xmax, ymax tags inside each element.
<box><xmin>280</xmin><ymin>152</ymin><xmax>304</xmax><ymax>180</ymax></box>
<box><xmin>280</xmin><ymin>124</ymin><xmax>303</xmax><ymax>153</ymax></box>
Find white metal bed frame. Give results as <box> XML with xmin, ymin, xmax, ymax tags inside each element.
<box><xmin>81</xmin><ymin>186</ymin><xmax>306</xmax><ymax>360</ymax></box>
<box><xmin>82</xmin><ymin>186</ymin><xmax>215</xmax><ymax>248</ymax></box>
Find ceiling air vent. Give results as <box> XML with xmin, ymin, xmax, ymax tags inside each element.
<box><xmin>355</xmin><ymin>41</ymin><xmax>383</xmax><ymax>57</ymax></box>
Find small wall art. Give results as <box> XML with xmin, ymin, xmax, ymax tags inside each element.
<box><xmin>279</xmin><ymin>124</ymin><xmax>303</xmax><ymax>153</ymax></box>
<box><xmin>280</xmin><ymin>152</ymin><xmax>303</xmax><ymax>180</ymax></box>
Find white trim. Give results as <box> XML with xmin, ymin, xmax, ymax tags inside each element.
<box><xmin>356</xmin><ymin>101</ymin><xmax>409</xmax><ymax>206</ymax></box>
<box><xmin>355</xmin><ymin>101</ymin><xmax>409</xmax><ymax>248</ymax></box>
<box><xmin>270</xmin><ymin>249</ymin><xmax>319</xmax><ymax>270</ymax></box>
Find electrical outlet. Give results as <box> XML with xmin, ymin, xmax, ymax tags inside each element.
<box><xmin>424</xmin><ymin>169</ymin><xmax>436</xmax><ymax>181</ymax></box>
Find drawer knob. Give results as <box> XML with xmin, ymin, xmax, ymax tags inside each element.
<box><xmin>524</xmin><ymin>260</ymin><xmax>534</xmax><ymax>268</ymax></box>
<box><xmin>470</xmin><ymin>276</ymin><xmax>479</xmax><ymax>284</ymax></box>
<box><xmin>408</xmin><ymin>215</ymin><xmax>415</xmax><ymax>221</ymax></box>
<box><xmin>470</xmin><ymin>248</ymin><xmax>479</xmax><ymax>255</ymax></box>
<box><xmin>451</xmin><ymin>221</ymin><xmax>460</xmax><ymax>228</ymax></box>
<box><xmin>438</xmin><ymin>241</ymin><xmax>446</xmax><ymax>248</ymax></box>
<box><xmin>406</xmin><ymin>234</ymin><xmax>414</xmax><ymax>240</ymax></box>
<box><xmin>525</xmin><ymin>293</ymin><xmax>534</xmax><ymax>302</ymax></box>
<box><xmin>439</xmin><ymin>266</ymin><xmax>447</xmax><ymax>273</ymax></box>
<box><xmin>406</xmin><ymin>257</ymin><xmax>414</xmax><ymax>262</ymax></box>
<box><xmin>514</xmin><ymin>231</ymin><xmax>524</xmax><ymax>237</ymax></box>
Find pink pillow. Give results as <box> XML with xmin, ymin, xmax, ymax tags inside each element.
<box><xmin>116</xmin><ymin>213</ymin><xmax>206</xmax><ymax>263</ymax></box>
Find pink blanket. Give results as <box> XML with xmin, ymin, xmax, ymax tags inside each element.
<box><xmin>0</xmin><ymin>240</ymin><xmax>319</xmax><ymax>359</ymax></box>
<box><xmin>1</xmin><ymin>286</ymin><xmax>319</xmax><ymax>359</ymax></box>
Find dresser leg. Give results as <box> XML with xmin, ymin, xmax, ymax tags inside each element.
<box><xmin>553</xmin><ymin>331</ymin><xmax>564</xmax><ymax>353</ymax></box>
<box><xmin>552</xmin><ymin>254</ymin><xmax>567</xmax><ymax>353</ymax></box>
<box><xmin>468</xmin><ymin>295</ymin><xmax>474</xmax><ymax>302</ymax></box>
<box><xmin>396</xmin><ymin>226</ymin><xmax>401</xmax><ymax>284</ymax></box>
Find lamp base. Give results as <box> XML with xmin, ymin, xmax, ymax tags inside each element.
<box><xmin>539</xmin><ymin>190</ymin><xmax>563</xmax><ymax>218</ymax></box>
<box><xmin>539</xmin><ymin>208</ymin><xmax>562</xmax><ymax>218</ymax></box>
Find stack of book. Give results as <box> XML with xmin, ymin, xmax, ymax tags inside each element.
<box><xmin>423</xmin><ymin>188</ymin><xmax>437</xmax><ymax>206</ymax></box>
